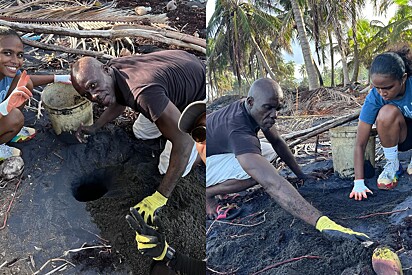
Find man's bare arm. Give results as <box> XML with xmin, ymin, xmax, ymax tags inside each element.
<box><xmin>93</xmin><ymin>102</ymin><xmax>126</xmax><ymax>130</ymax></box>
<box><xmin>263</xmin><ymin>127</ymin><xmax>305</xmax><ymax>178</ymax></box>
<box><xmin>155</xmin><ymin>101</ymin><xmax>194</xmax><ymax>197</ymax></box>
<box><xmin>237</xmin><ymin>153</ymin><xmax>321</xmax><ymax>226</ymax></box>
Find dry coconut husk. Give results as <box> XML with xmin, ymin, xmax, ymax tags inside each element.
<box><xmin>0</xmin><ymin>156</ymin><xmax>24</xmax><ymax>181</ymax></box>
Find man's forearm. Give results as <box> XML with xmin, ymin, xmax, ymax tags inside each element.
<box><xmin>274</xmin><ymin>138</ymin><xmax>304</xmax><ymax>177</ymax></box>
<box><xmin>94</xmin><ymin>103</ymin><xmax>126</xmax><ymax>129</ymax></box>
<box><xmin>265</xmin><ymin>176</ymin><xmax>321</xmax><ymax>225</ymax></box>
<box><xmin>157</xmin><ymin>140</ymin><xmax>192</xmax><ymax>197</ymax></box>
<box><xmin>238</xmin><ymin>154</ymin><xmax>321</xmax><ymax>226</ymax></box>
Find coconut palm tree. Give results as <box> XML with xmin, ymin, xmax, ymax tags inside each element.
<box><xmin>288</xmin><ymin>0</ymin><xmax>320</xmax><ymax>90</ymax></box>
<box><xmin>372</xmin><ymin>3</ymin><xmax>412</xmax><ymax>47</ymax></box>
<box><xmin>207</xmin><ymin>0</ymin><xmax>286</xmax><ymax>90</ymax></box>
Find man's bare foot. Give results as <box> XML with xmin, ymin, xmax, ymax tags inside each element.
<box><xmin>206</xmin><ymin>196</ymin><xmax>219</xmax><ymax>220</ymax></box>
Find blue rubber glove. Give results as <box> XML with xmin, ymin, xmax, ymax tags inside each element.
<box><xmin>349</xmin><ymin>179</ymin><xmax>373</xmax><ymax>201</ymax></box>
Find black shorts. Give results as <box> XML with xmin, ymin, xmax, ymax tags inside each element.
<box><xmin>399</xmin><ymin>117</ymin><xmax>412</xmax><ymax>151</ymax></box>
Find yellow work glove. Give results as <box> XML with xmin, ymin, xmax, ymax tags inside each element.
<box><xmin>316</xmin><ymin>216</ymin><xmax>370</xmax><ymax>242</ymax></box>
<box><xmin>126</xmin><ymin>208</ymin><xmax>175</xmax><ymax>261</ymax></box>
<box><xmin>134</xmin><ymin>191</ymin><xmax>168</xmax><ymax>225</ymax></box>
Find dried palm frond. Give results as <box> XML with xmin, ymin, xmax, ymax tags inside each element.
<box><xmin>282</xmin><ymin>87</ymin><xmax>359</xmax><ymax>116</ymax></box>
<box><xmin>0</xmin><ymin>0</ymin><xmax>168</xmax><ymax>25</ymax></box>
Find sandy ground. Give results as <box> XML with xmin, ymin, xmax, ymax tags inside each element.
<box><xmin>206</xmin><ymin>147</ymin><xmax>412</xmax><ymax>275</ymax></box>
<box><xmin>0</xmin><ymin>1</ymin><xmax>206</xmax><ymax>274</ymax></box>
<box><xmin>0</xmin><ymin>106</ymin><xmax>205</xmax><ymax>275</ymax></box>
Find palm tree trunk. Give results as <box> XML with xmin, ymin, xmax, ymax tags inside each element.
<box><xmin>289</xmin><ymin>0</ymin><xmax>320</xmax><ymax>90</ymax></box>
<box><xmin>332</xmin><ymin>17</ymin><xmax>350</xmax><ymax>86</ymax></box>
<box><xmin>350</xmin><ymin>3</ymin><xmax>360</xmax><ymax>83</ymax></box>
<box><xmin>313</xmin><ymin>60</ymin><xmax>324</xmax><ymax>86</ymax></box>
<box><xmin>250</xmin><ymin>35</ymin><xmax>277</xmax><ymax>80</ymax></box>
<box><xmin>328</xmin><ymin>29</ymin><xmax>335</xmax><ymax>87</ymax></box>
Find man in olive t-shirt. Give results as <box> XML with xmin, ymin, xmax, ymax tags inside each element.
<box><xmin>70</xmin><ymin>50</ymin><xmax>205</xmax><ymax>224</ymax></box>
<box><xmin>206</xmin><ymin>78</ymin><xmax>370</xmax><ymax>243</ymax></box>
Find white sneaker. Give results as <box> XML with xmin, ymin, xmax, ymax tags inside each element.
<box><xmin>407</xmin><ymin>158</ymin><xmax>412</xmax><ymax>175</ymax></box>
<box><xmin>0</xmin><ymin>144</ymin><xmax>21</xmax><ymax>161</ymax></box>
<box><xmin>377</xmin><ymin>160</ymin><xmax>403</xmax><ymax>190</ymax></box>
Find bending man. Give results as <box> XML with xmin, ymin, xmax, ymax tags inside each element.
<box><xmin>206</xmin><ymin>78</ymin><xmax>369</xmax><ymax>241</ymax></box>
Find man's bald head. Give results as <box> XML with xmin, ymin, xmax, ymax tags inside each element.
<box><xmin>247</xmin><ymin>78</ymin><xmax>283</xmax><ymax>100</ymax></box>
<box><xmin>71</xmin><ymin>57</ymin><xmax>103</xmax><ymax>86</ymax></box>
<box><xmin>70</xmin><ymin>57</ymin><xmax>116</xmax><ymax>106</ymax></box>
<box><xmin>246</xmin><ymin>78</ymin><xmax>284</xmax><ymax>131</ymax></box>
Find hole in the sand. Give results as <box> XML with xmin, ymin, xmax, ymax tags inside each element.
<box><xmin>71</xmin><ymin>168</ymin><xmax>112</xmax><ymax>202</ymax></box>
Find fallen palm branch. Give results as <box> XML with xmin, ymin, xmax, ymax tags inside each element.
<box><xmin>286</xmin><ymin>110</ymin><xmax>361</xmax><ymax>148</ymax></box>
<box><xmin>0</xmin><ymin>19</ymin><xmax>206</xmax><ymax>53</ymax></box>
<box><xmin>282</xmin><ymin>110</ymin><xmax>361</xmax><ymax>142</ymax></box>
<box><xmin>0</xmin><ymin>0</ymin><xmax>167</xmax><ymax>24</ymax></box>
<box><xmin>22</xmin><ymin>37</ymin><xmax>114</xmax><ymax>59</ymax></box>
<box><xmin>251</xmin><ymin>255</ymin><xmax>322</xmax><ymax>275</ymax></box>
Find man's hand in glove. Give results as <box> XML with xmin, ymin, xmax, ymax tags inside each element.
<box><xmin>0</xmin><ymin>71</ymin><xmax>32</xmax><ymax>116</ymax></box>
<box><xmin>134</xmin><ymin>191</ymin><xmax>168</xmax><ymax>225</ymax></box>
<box><xmin>126</xmin><ymin>207</ymin><xmax>174</xmax><ymax>261</ymax></box>
<box><xmin>316</xmin><ymin>216</ymin><xmax>370</xmax><ymax>242</ymax></box>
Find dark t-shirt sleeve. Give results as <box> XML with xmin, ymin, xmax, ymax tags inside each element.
<box><xmin>136</xmin><ymin>85</ymin><xmax>170</xmax><ymax>122</ymax></box>
<box><xmin>229</xmin><ymin>130</ymin><xmax>261</xmax><ymax>156</ymax></box>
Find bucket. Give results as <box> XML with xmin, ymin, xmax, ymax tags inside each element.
<box><xmin>41</xmin><ymin>83</ymin><xmax>93</xmax><ymax>135</ymax></box>
<box><xmin>329</xmin><ymin>126</ymin><xmax>377</xmax><ymax>179</ymax></box>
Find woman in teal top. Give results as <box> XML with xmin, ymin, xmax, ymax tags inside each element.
<box><xmin>350</xmin><ymin>46</ymin><xmax>412</xmax><ymax>200</ymax></box>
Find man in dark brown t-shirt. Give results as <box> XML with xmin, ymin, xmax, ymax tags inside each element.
<box><xmin>70</xmin><ymin>50</ymin><xmax>205</xmax><ymax>224</ymax></box>
<box><xmin>206</xmin><ymin>78</ymin><xmax>370</xmax><ymax>242</ymax></box>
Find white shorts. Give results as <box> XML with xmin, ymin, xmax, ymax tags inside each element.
<box><xmin>133</xmin><ymin>115</ymin><xmax>162</xmax><ymax>140</ymax></box>
<box><xmin>133</xmin><ymin>114</ymin><xmax>198</xmax><ymax>177</ymax></box>
<box><xmin>206</xmin><ymin>140</ymin><xmax>275</xmax><ymax>187</ymax></box>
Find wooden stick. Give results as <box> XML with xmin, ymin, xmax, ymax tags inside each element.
<box><xmin>0</xmin><ymin>20</ymin><xmax>206</xmax><ymax>53</ymax></box>
<box><xmin>32</xmin><ymin>258</ymin><xmax>75</xmax><ymax>275</ymax></box>
<box><xmin>0</xmin><ymin>177</ymin><xmax>21</xmax><ymax>230</ymax></box>
<box><xmin>22</xmin><ymin>38</ymin><xmax>114</xmax><ymax>59</ymax></box>
<box><xmin>215</xmin><ymin>212</ymin><xmax>266</xmax><ymax>227</ymax></box>
<box><xmin>63</xmin><ymin>244</ymin><xmax>111</xmax><ymax>256</ymax></box>
<box><xmin>206</xmin><ymin>266</ymin><xmax>238</xmax><ymax>274</ymax></box>
<box><xmin>287</xmin><ymin>110</ymin><xmax>361</xmax><ymax>148</ymax></box>
<box><xmin>282</xmin><ymin>110</ymin><xmax>361</xmax><ymax>141</ymax></box>
<box><xmin>340</xmin><ymin>207</ymin><xmax>410</xmax><ymax>220</ymax></box>
<box><xmin>251</xmin><ymin>255</ymin><xmax>322</xmax><ymax>275</ymax></box>
<box><xmin>44</xmin><ymin>263</ymin><xmax>68</xmax><ymax>275</ymax></box>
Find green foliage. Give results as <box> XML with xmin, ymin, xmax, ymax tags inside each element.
<box><xmin>207</xmin><ymin>0</ymin><xmax>293</xmax><ymax>93</ymax></box>
<box><xmin>208</xmin><ymin>0</ymin><xmax>412</xmax><ymax>98</ymax></box>
<box><xmin>394</xmin><ymin>0</ymin><xmax>409</xmax><ymax>6</ymax></box>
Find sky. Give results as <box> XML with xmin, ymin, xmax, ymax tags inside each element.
<box><xmin>205</xmin><ymin>1</ymin><xmax>398</xmax><ymax>80</ymax></box>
